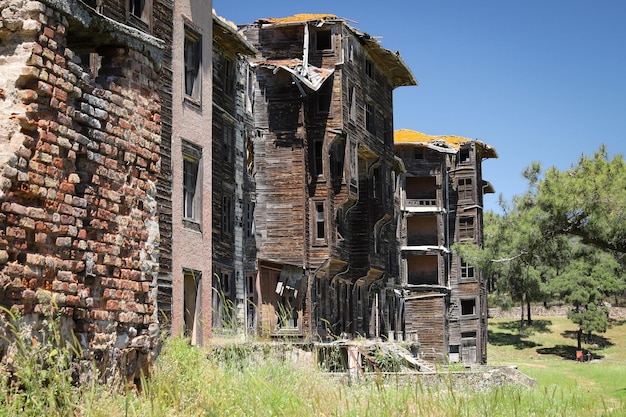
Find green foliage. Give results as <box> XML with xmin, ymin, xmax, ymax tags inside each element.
<box><xmin>0</xmin><ymin>306</ymin><xmax>83</xmax><ymax>417</ymax></box>
<box><xmin>537</xmin><ymin>146</ymin><xmax>626</xmax><ymax>253</ymax></box>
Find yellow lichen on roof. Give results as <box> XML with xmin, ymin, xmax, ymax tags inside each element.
<box><xmin>263</xmin><ymin>14</ymin><xmax>338</xmax><ymax>24</ymax></box>
<box><xmin>394</xmin><ymin>129</ymin><xmax>470</xmax><ymax>148</ymax></box>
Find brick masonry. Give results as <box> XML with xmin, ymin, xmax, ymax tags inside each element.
<box><xmin>0</xmin><ymin>0</ymin><xmax>162</xmax><ymax>383</ymax></box>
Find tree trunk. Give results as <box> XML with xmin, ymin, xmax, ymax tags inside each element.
<box><xmin>577</xmin><ymin>328</ymin><xmax>582</xmax><ymax>350</ymax></box>
<box><xmin>519</xmin><ymin>295</ymin><xmax>525</xmax><ymax>330</ymax></box>
<box><xmin>526</xmin><ymin>298</ymin><xmax>532</xmax><ymax>326</ymax></box>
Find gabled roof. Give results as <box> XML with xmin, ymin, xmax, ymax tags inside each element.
<box><xmin>251</xmin><ymin>13</ymin><xmax>416</xmax><ymax>89</ymax></box>
<box><xmin>394</xmin><ymin>129</ymin><xmax>498</xmax><ymax>159</ymax></box>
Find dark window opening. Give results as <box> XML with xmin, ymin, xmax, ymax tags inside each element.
<box><xmin>224</xmin><ymin>58</ymin><xmax>234</xmax><ymax>96</ymax></box>
<box><xmin>316</xmin><ymin>30</ymin><xmax>332</xmax><ymax>51</ymax></box>
<box><xmin>459</xmin><ymin>147</ymin><xmax>471</xmax><ymax>164</ymax></box>
<box><xmin>314</xmin><ymin>139</ymin><xmax>324</xmax><ymax>177</ymax></box>
<box><xmin>365</xmin><ymin>59</ymin><xmax>374</xmax><ymax>78</ymax></box>
<box><xmin>365</xmin><ymin>102</ymin><xmax>376</xmax><ymax>133</ymax></box>
<box><xmin>461</xmin><ymin>299</ymin><xmax>476</xmax><ymax>316</ymax></box>
<box><xmin>183</xmin><ymin>157</ymin><xmax>199</xmax><ymax>221</ymax></box>
<box><xmin>317</xmin><ymin>81</ymin><xmax>332</xmax><ymax>114</ymax></box>
<box><xmin>222</xmin><ymin>194</ymin><xmax>233</xmax><ymax>235</ymax></box>
<box><xmin>184</xmin><ymin>28</ymin><xmax>201</xmax><ymax>100</ymax></box>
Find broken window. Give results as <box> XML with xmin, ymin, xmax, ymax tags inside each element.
<box><xmin>349</xmin><ymin>138</ymin><xmax>359</xmax><ymax>195</ymax></box>
<box><xmin>365</xmin><ymin>58</ymin><xmax>374</xmax><ymax>78</ymax></box>
<box><xmin>457</xmin><ymin>177</ymin><xmax>474</xmax><ymax>201</ymax></box>
<box><xmin>461</xmin><ymin>299</ymin><xmax>476</xmax><ymax>316</ymax></box>
<box><xmin>460</xmin><ymin>259</ymin><xmax>475</xmax><ymax>280</ymax></box>
<box><xmin>224</xmin><ymin>57</ymin><xmax>234</xmax><ymax>96</ymax></box>
<box><xmin>365</xmin><ymin>102</ymin><xmax>376</xmax><ymax>133</ymax></box>
<box><xmin>223</xmin><ymin>122</ymin><xmax>234</xmax><ymax>164</ymax></box>
<box><xmin>372</xmin><ymin>167</ymin><xmax>382</xmax><ymax>200</ymax></box>
<box><xmin>213</xmin><ymin>270</ymin><xmax>233</xmax><ymax>327</ymax></box>
<box><xmin>314</xmin><ymin>138</ymin><xmax>324</xmax><ymax>178</ymax></box>
<box><xmin>347</xmin><ymin>38</ymin><xmax>355</xmax><ymax>62</ymax></box>
<box><xmin>184</xmin><ymin>27</ymin><xmax>202</xmax><ymax>100</ymax></box>
<box><xmin>347</xmin><ymin>85</ymin><xmax>356</xmax><ymax>121</ymax></box>
<box><xmin>330</xmin><ymin>137</ymin><xmax>346</xmax><ymax>186</ymax></box>
<box><xmin>459</xmin><ymin>146</ymin><xmax>471</xmax><ymax>164</ymax></box>
<box><xmin>182</xmin><ymin>141</ymin><xmax>202</xmax><ymax>228</ymax></box>
<box><xmin>127</xmin><ymin>0</ymin><xmax>152</xmax><ymax>32</ymax></box>
<box><xmin>222</xmin><ymin>194</ymin><xmax>233</xmax><ymax>235</ymax></box>
<box><xmin>314</xmin><ymin>201</ymin><xmax>326</xmax><ymax>243</ymax></box>
<box><xmin>458</xmin><ymin>216</ymin><xmax>475</xmax><ymax>241</ymax></box>
<box><xmin>316</xmin><ymin>29</ymin><xmax>332</xmax><ymax>51</ymax></box>
<box><xmin>246</xmin><ymin>202</ymin><xmax>255</xmax><ymax>238</ymax></box>
<box><xmin>316</xmin><ymin>81</ymin><xmax>332</xmax><ymax>114</ymax></box>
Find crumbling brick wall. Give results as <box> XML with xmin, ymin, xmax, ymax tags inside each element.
<box><xmin>0</xmin><ymin>0</ymin><xmax>163</xmax><ymax>384</ymax></box>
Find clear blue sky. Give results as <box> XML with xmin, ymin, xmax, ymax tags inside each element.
<box><xmin>213</xmin><ymin>0</ymin><xmax>626</xmax><ymax>212</ymax></box>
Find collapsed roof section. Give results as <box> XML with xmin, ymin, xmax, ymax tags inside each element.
<box><xmin>394</xmin><ymin>129</ymin><xmax>498</xmax><ymax>159</ymax></box>
<box><xmin>250</xmin><ymin>13</ymin><xmax>416</xmax><ymax>91</ymax></box>
<box><xmin>213</xmin><ymin>11</ymin><xmax>258</xmax><ymax>57</ymax></box>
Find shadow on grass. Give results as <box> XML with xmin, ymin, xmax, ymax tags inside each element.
<box><xmin>609</xmin><ymin>318</ymin><xmax>626</xmax><ymax>327</ymax></box>
<box><xmin>536</xmin><ymin>344</ymin><xmax>604</xmax><ymax>360</ymax></box>
<box><xmin>560</xmin><ymin>331</ymin><xmax>614</xmax><ymax>349</ymax></box>
<box><xmin>495</xmin><ymin>319</ymin><xmax>553</xmax><ymax>336</ymax></box>
<box><xmin>488</xmin><ymin>330</ymin><xmax>540</xmax><ymax>350</ymax></box>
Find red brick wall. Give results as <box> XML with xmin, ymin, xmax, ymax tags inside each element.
<box><xmin>0</xmin><ymin>0</ymin><xmax>163</xmax><ymax>382</ymax></box>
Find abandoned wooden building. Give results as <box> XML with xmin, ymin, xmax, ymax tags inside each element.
<box><xmin>210</xmin><ymin>14</ymin><xmax>257</xmax><ymax>336</ymax></box>
<box><xmin>238</xmin><ymin>14</ymin><xmax>417</xmax><ymax>339</ymax></box>
<box><xmin>1</xmin><ymin>0</ymin><xmax>497</xmax><ymax>372</ymax></box>
<box><xmin>394</xmin><ymin>129</ymin><xmax>497</xmax><ymax>364</ymax></box>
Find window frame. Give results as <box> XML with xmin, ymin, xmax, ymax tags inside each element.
<box><xmin>457</xmin><ymin>177</ymin><xmax>474</xmax><ymax>201</ymax></box>
<box><xmin>460</xmin><ymin>259</ymin><xmax>476</xmax><ymax>281</ymax></box>
<box><xmin>460</xmin><ymin>298</ymin><xmax>477</xmax><ymax>317</ymax></box>
<box><xmin>184</xmin><ymin>26</ymin><xmax>202</xmax><ymax>102</ymax></box>
<box><xmin>365</xmin><ymin>101</ymin><xmax>376</xmax><ymax>134</ymax></box>
<box><xmin>126</xmin><ymin>0</ymin><xmax>153</xmax><ymax>32</ymax></box>
<box><xmin>458</xmin><ymin>215</ymin><xmax>475</xmax><ymax>241</ymax></box>
<box><xmin>182</xmin><ymin>140</ymin><xmax>202</xmax><ymax>230</ymax></box>
<box><xmin>312</xmin><ymin>200</ymin><xmax>327</xmax><ymax>245</ymax></box>
<box><xmin>315</xmin><ymin>28</ymin><xmax>333</xmax><ymax>53</ymax></box>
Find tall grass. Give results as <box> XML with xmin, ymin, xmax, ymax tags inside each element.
<box><xmin>1</xmin><ymin>311</ymin><xmax>625</xmax><ymax>416</ymax></box>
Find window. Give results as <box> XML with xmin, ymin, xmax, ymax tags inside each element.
<box><xmin>383</xmin><ymin>117</ymin><xmax>392</xmax><ymax>146</ymax></box>
<box><xmin>461</xmin><ymin>299</ymin><xmax>476</xmax><ymax>316</ymax></box>
<box><xmin>222</xmin><ymin>194</ymin><xmax>233</xmax><ymax>235</ymax></box>
<box><xmin>182</xmin><ymin>141</ymin><xmax>202</xmax><ymax>227</ymax></box>
<box><xmin>316</xmin><ymin>81</ymin><xmax>332</xmax><ymax>114</ymax></box>
<box><xmin>414</xmin><ymin>148</ymin><xmax>425</xmax><ymax>160</ymax></box>
<box><xmin>314</xmin><ymin>201</ymin><xmax>326</xmax><ymax>242</ymax></box>
<box><xmin>316</xmin><ymin>29</ymin><xmax>332</xmax><ymax>51</ymax></box>
<box><xmin>246</xmin><ymin>202</ymin><xmax>255</xmax><ymax>238</ymax></box>
<box><xmin>223</xmin><ymin>123</ymin><xmax>234</xmax><ymax>163</ymax></box>
<box><xmin>372</xmin><ymin>167</ymin><xmax>382</xmax><ymax>200</ymax></box>
<box><xmin>314</xmin><ymin>139</ymin><xmax>324</xmax><ymax>177</ymax></box>
<box><xmin>127</xmin><ymin>0</ymin><xmax>152</xmax><ymax>31</ymax></box>
<box><xmin>459</xmin><ymin>216</ymin><xmax>474</xmax><ymax>240</ymax></box>
<box><xmin>459</xmin><ymin>147</ymin><xmax>471</xmax><ymax>164</ymax></box>
<box><xmin>461</xmin><ymin>259</ymin><xmax>475</xmax><ymax>280</ymax></box>
<box><xmin>365</xmin><ymin>58</ymin><xmax>374</xmax><ymax>78</ymax></box>
<box><xmin>184</xmin><ymin>27</ymin><xmax>201</xmax><ymax>100</ymax></box>
<box><xmin>224</xmin><ymin>58</ymin><xmax>234</xmax><ymax>96</ymax></box>
<box><xmin>347</xmin><ymin>85</ymin><xmax>356</xmax><ymax>121</ymax></box>
<box><xmin>365</xmin><ymin>102</ymin><xmax>376</xmax><ymax>133</ymax></box>
<box><xmin>349</xmin><ymin>139</ymin><xmax>359</xmax><ymax>194</ymax></box>
<box><xmin>347</xmin><ymin>39</ymin><xmax>355</xmax><ymax>62</ymax></box>
<box><xmin>458</xmin><ymin>178</ymin><xmax>474</xmax><ymax>201</ymax></box>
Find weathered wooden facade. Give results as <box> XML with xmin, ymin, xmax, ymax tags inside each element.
<box><xmin>211</xmin><ymin>14</ymin><xmax>257</xmax><ymax>334</ymax></box>
<box><xmin>394</xmin><ymin>129</ymin><xmax>497</xmax><ymax>364</ymax></box>
<box><xmin>240</xmin><ymin>14</ymin><xmax>416</xmax><ymax>339</ymax></box>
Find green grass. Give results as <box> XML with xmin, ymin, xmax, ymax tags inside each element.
<box><xmin>488</xmin><ymin>315</ymin><xmax>626</xmax><ymax>406</ymax></box>
<box><xmin>2</xmin><ymin>311</ymin><xmax>626</xmax><ymax>416</ymax></box>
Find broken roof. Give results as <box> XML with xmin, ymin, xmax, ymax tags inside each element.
<box><xmin>213</xmin><ymin>11</ymin><xmax>258</xmax><ymax>56</ymax></box>
<box><xmin>394</xmin><ymin>129</ymin><xmax>498</xmax><ymax>159</ymax></box>
<box><xmin>252</xmin><ymin>13</ymin><xmax>416</xmax><ymax>89</ymax></box>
